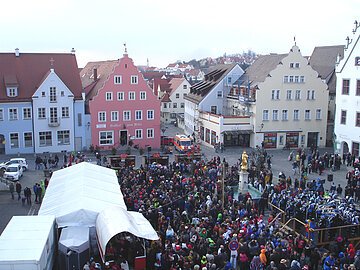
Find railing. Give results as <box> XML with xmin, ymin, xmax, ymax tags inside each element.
<box><xmin>267</xmin><ymin>202</ymin><xmax>360</xmax><ymax>247</ymax></box>
<box><xmin>48</xmin><ymin>117</ymin><xmax>60</xmax><ymax>127</ymax></box>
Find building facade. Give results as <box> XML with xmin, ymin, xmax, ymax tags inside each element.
<box><xmin>334</xmin><ymin>24</ymin><xmax>360</xmax><ymax>156</ymax></box>
<box><xmin>81</xmin><ymin>51</ymin><xmax>161</xmax><ymax>151</ymax></box>
<box><xmin>0</xmin><ymin>50</ymin><xmax>86</xmax><ymax>154</ymax></box>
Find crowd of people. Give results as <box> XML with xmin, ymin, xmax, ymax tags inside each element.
<box><xmin>114</xmin><ymin>150</ymin><xmax>360</xmax><ymax>270</ymax></box>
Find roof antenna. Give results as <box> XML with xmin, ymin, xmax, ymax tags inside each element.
<box><xmin>123</xmin><ymin>42</ymin><xmax>127</xmax><ymax>54</ymax></box>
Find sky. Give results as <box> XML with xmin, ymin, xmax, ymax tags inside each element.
<box><xmin>1</xmin><ymin>0</ymin><xmax>359</xmax><ymax>68</ymax></box>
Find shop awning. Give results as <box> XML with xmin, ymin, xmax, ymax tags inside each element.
<box><xmin>222</xmin><ymin>130</ymin><xmax>253</xmax><ymax>135</ymax></box>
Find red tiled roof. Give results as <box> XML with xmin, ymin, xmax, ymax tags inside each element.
<box><xmin>161</xmin><ymin>92</ymin><xmax>171</xmax><ymax>102</ymax></box>
<box><xmin>168</xmin><ymin>77</ymin><xmax>185</xmax><ymax>95</ymax></box>
<box><xmin>0</xmin><ymin>52</ymin><xmax>83</xmax><ymax>102</ymax></box>
<box><xmin>152</xmin><ymin>77</ymin><xmax>171</xmax><ymax>96</ymax></box>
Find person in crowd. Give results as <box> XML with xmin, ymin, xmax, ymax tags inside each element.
<box><xmin>9</xmin><ymin>182</ymin><xmax>14</xmax><ymax>200</ymax></box>
<box><xmin>15</xmin><ymin>181</ymin><xmax>22</xmax><ymax>201</ymax></box>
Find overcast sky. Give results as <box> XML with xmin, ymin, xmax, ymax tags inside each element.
<box><xmin>1</xmin><ymin>0</ymin><xmax>359</xmax><ymax>68</ymax></box>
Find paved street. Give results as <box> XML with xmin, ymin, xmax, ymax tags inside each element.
<box><xmin>0</xmin><ymin>124</ymin><xmax>351</xmax><ymax>234</ymax></box>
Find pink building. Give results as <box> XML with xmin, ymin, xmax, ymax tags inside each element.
<box><xmin>81</xmin><ymin>52</ymin><xmax>161</xmax><ymax>150</ymax></box>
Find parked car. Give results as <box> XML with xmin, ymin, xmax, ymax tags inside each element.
<box><xmin>0</xmin><ymin>158</ymin><xmax>28</xmax><ymax>172</ymax></box>
<box><xmin>3</xmin><ymin>164</ymin><xmax>23</xmax><ymax>181</ymax></box>
<box><xmin>161</xmin><ymin>136</ymin><xmax>174</xmax><ymax>146</ymax></box>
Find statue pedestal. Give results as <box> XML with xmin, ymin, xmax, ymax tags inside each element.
<box><xmin>238</xmin><ymin>170</ymin><xmax>249</xmax><ymax>194</ymax></box>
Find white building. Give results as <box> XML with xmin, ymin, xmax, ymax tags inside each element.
<box><xmin>334</xmin><ymin>23</ymin><xmax>360</xmax><ymax>157</ymax></box>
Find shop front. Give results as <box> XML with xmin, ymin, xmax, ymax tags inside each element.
<box><xmin>222</xmin><ymin>130</ymin><xmax>251</xmax><ymax>147</ymax></box>
<box><xmin>263</xmin><ymin>133</ymin><xmax>277</xmax><ymax>149</ymax></box>
<box><xmin>286</xmin><ymin>132</ymin><xmax>299</xmax><ymax>148</ymax></box>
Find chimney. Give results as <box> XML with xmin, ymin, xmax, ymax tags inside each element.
<box><xmin>15</xmin><ymin>48</ymin><xmax>19</xmax><ymax>57</ymax></box>
<box><xmin>93</xmin><ymin>68</ymin><xmax>98</xmax><ymax>81</ymax></box>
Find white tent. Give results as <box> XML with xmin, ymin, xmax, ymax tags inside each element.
<box><xmin>96</xmin><ymin>206</ymin><xmax>159</xmax><ymax>261</ymax></box>
<box><xmin>0</xmin><ymin>216</ymin><xmax>56</xmax><ymax>270</ymax></box>
<box><xmin>38</xmin><ymin>162</ymin><xmax>127</xmax><ymax>228</ymax></box>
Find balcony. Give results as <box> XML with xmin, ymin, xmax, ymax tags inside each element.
<box><xmin>48</xmin><ymin>117</ymin><xmax>60</xmax><ymax>127</ymax></box>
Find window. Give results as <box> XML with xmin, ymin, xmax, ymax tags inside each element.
<box><xmin>176</xmin><ymin>93</ymin><xmax>180</xmax><ymax>98</ymax></box>
<box><xmin>62</xmin><ymin>107</ymin><xmax>69</xmax><ymax>118</ymax></box>
<box><xmin>295</xmin><ymin>63</ymin><xmax>300</xmax><ymax>68</ymax></box>
<box><xmin>227</xmin><ymin>77</ymin><xmax>232</xmax><ymax>84</ymax></box>
<box><xmin>99</xmin><ymin>131</ymin><xmax>113</xmax><ymax>145</ymax></box>
<box><xmin>24</xmin><ymin>132</ymin><xmax>32</xmax><ymax>147</ymax></box>
<box><xmin>38</xmin><ymin>108</ymin><xmax>46</xmax><ymax>119</ymax></box>
<box><xmin>286</xmin><ymin>90</ymin><xmax>292</xmax><ymax>100</ymax></box>
<box><xmin>9</xmin><ymin>108</ymin><xmax>18</xmax><ymax>120</ymax></box>
<box><xmin>180</xmin><ymin>103</ymin><xmax>184</xmax><ymax>108</ymax></box>
<box><xmin>341</xmin><ymin>110</ymin><xmax>347</xmax><ymax>124</ymax></box>
<box><xmin>129</xmin><ymin>92</ymin><xmax>135</xmax><ymax>100</ymax></box>
<box><xmin>135</xmin><ymin>110</ymin><xmax>142</xmax><ymax>120</ymax></box>
<box><xmin>135</xmin><ymin>129</ymin><xmax>142</xmax><ymax>139</ymax></box>
<box><xmin>342</xmin><ymin>79</ymin><xmax>350</xmax><ymax>95</ymax></box>
<box><xmin>0</xmin><ymin>109</ymin><xmax>3</xmax><ymax>121</ymax></box>
<box><xmin>272</xmin><ymin>90</ymin><xmax>280</xmax><ymax>100</ymax></box>
<box><xmin>147</xmin><ymin>128</ymin><xmax>154</xmax><ymax>138</ymax></box>
<box><xmin>49</xmin><ymin>87</ymin><xmax>57</xmax><ymax>102</ymax></box>
<box><xmin>57</xmin><ymin>130</ymin><xmax>70</xmax><ymax>145</ymax></box>
<box><xmin>289</xmin><ymin>76</ymin><xmax>294</xmax><ymax>83</ymax></box>
<box><xmin>282</xmin><ymin>110</ymin><xmax>288</xmax><ymax>121</ymax></box>
<box><xmin>42</xmin><ymin>91</ymin><xmax>46</xmax><ymax>97</ymax></box>
<box><xmin>106</xmin><ymin>92</ymin><xmax>113</xmax><ymax>101</ymax></box>
<box><xmin>131</xmin><ymin>75</ymin><xmax>138</xmax><ymax>84</ymax></box>
<box><xmin>183</xmin><ymin>85</ymin><xmax>187</xmax><ymax>89</ymax></box>
<box><xmin>173</xmin><ymin>103</ymin><xmax>177</xmax><ymax>109</ymax></box>
<box><xmin>117</xmin><ymin>92</ymin><xmax>124</xmax><ymax>100</ymax></box>
<box><xmin>183</xmin><ymin>93</ymin><xmax>187</xmax><ymax>98</ymax></box>
<box><xmin>356</xmin><ymin>112</ymin><xmax>360</xmax><ymax>127</ymax></box>
<box><xmin>307</xmin><ymin>90</ymin><xmax>311</xmax><ymax>100</ymax></box>
<box><xmin>290</xmin><ymin>63</ymin><xmax>294</xmax><ymax>68</ymax></box>
<box><xmin>300</xmin><ymin>76</ymin><xmax>305</xmax><ymax>83</ymax></box>
<box><xmin>357</xmin><ymin>80</ymin><xmax>360</xmax><ymax>96</ymax></box>
<box><xmin>49</xmin><ymin>107</ymin><xmax>58</xmax><ymax>124</ymax></box>
<box><xmin>98</xmin><ymin>111</ymin><xmax>106</xmax><ymax>122</ymax></box>
<box><xmin>217</xmin><ymin>91</ymin><xmax>223</xmax><ymax>98</ymax></box>
<box><xmin>123</xmin><ymin>111</ymin><xmax>131</xmax><ymax>121</ymax></box>
<box><xmin>293</xmin><ymin>109</ymin><xmax>299</xmax><ymax>120</ymax></box>
<box><xmin>77</xmin><ymin>113</ymin><xmax>82</xmax><ymax>126</ymax></box>
<box><xmin>283</xmin><ymin>76</ymin><xmax>289</xmax><ymax>83</ymax></box>
<box><xmin>311</xmin><ymin>90</ymin><xmax>315</xmax><ymax>100</ymax></box>
<box><xmin>210</xmin><ymin>106</ymin><xmax>217</xmax><ymax>114</ymax></box>
<box><xmin>7</xmin><ymin>87</ymin><xmax>17</xmax><ymax>97</ymax></box>
<box><xmin>305</xmin><ymin>110</ymin><xmax>311</xmax><ymax>120</ymax></box>
<box><xmin>163</xmin><ymin>103</ymin><xmax>167</xmax><ymax>109</ymax></box>
<box><xmin>294</xmin><ymin>76</ymin><xmax>299</xmax><ymax>83</ymax></box>
<box><xmin>263</xmin><ymin>110</ymin><xmax>269</xmax><ymax>121</ymax></box>
<box><xmin>39</xmin><ymin>131</ymin><xmax>52</xmax><ymax>146</ymax></box>
<box><xmin>114</xmin><ymin>75</ymin><xmax>122</xmax><ymax>84</ymax></box>
<box><xmin>10</xmin><ymin>133</ymin><xmax>19</xmax><ymax>148</ymax></box>
<box><xmin>147</xmin><ymin>110</ymin><xmax>154</xmax><ymax>120</ymax></box>
<box><xmin>316</xmin><ymin>109</ymin><xmax>321</xmax><ymax>120</ymax></box>
<box><xmin>111</xmin><ymin>111</ymin><xmax>119</xmax><ymax>121</ymax></box>
<box><xmin>295</xmin><ymin>90</ymin><xmax>301</xmax><ymax>100</ymax></box>
<box><xmin>23</xmin><ymin>108</ymin><xmax>32</xmax><ymax>120</ymax></box>
<box><xmin>61</xmin><ymin>91</ymin><xmax>65</xmax><ymax>97</ymax></box>
<box><xmin>140</xmin><ymin>91</ymin><xmax>146</xmax><ymax>100</ymax></box>
<box><xmin>272</xmin><ymin>110</ymin><xmax>278</xmax><ymax>121</ymax></box>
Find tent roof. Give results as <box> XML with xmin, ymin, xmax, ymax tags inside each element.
<box><xmin>38</xmin><ymin>162</ymin><xmax>127</xmax><ymax>227</ymax></box>
<box><xmin>0</xmin><ymin>216</ymin><xmax>55</xmax><ymax>262</ymax></box>
<box><xmin>59</xmin><ymin>226</ymin><xmax>89</xmax><ymax>254</ymax></box>
<box><xmin>96</xmin><ymin>206</ymin><xmax>159</xmax><ymax>261</ymax></box>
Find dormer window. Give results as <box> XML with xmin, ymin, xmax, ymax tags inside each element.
<box><xmin>7</xmin><ymin>87</ymin><xmax>18</xmax><ymax>97</ymax></box>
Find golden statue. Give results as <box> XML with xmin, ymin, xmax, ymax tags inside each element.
<box><xmin>241</xmin><ymin>150</ymin><xmax>248</xmax><ymax>171</ymax></box>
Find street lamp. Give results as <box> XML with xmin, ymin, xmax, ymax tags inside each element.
<box><xmin>259</xmin><ymin>122</ymin><xmax>264</xmax><ymax>132</ymax></box>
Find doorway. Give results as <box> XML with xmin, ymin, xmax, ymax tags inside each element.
<box><xmin>307</xmin><ymin>132</ymin><xmax>318</xmax><ymax>148</ymax></box>
<box><xmin>119</xmin><ymin>130</ymin><xmax>128</xmax><ymax>146</ymax></box>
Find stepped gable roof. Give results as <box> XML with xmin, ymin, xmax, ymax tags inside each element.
<box><xmin>309</xmin><ymin>45</ymin><xmax>344</xmax><ymax>94</ymax></box>
<box><xmin>241</xmin><ymin>54</ymin><xmax>287</xmax><ymax>87</ymax></box>
<box><xmin>80</xmin><ymin>60</ymin><xmax>118</xmax><ymax>100</ymax></box>
<box><xmin>0</xmin><ymin>52</ymin><xmax>83</xmax><ymax>102</ymax></box>
<box><xmin>186</xmin><ymin>64</ymin><xmax>236</xmax><ymax>104</ymax></box>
